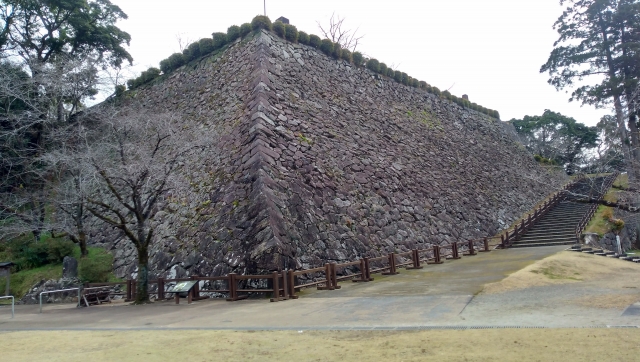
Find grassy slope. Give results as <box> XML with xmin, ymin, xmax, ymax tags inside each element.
<box><xmin>585</xmin><ymin>173</ymin><xmax>627</xmax><ymax>236</ymax></box>
<box><xmin>0</xmin><ymin>246</ymin><xmax>119</xmax><ymax>301</ymax></box>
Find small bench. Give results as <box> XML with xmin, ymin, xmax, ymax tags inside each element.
<box><xmin>81</xmin><ymin>287</ymin><xmax>111</xmax><ymax>307</ymax></box>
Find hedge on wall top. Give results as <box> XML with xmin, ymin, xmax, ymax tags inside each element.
<box><xmin>332</xmin><ymin>42</ymin><xmax>342</xmax><ymax>59</ymax></box>
<box><xmin>285</xmin><ymin>24</ymin><xmax>298</xmax><ymax>42</ymax></box>
<box><xmin>320</xmin><ymin>39</ymin><xmax>333</xmax><ymax>55</ymax></box>
<box><xmin>309</xmin><ymin>34</ymin><xmax>321</xmax><ymax>48</ymax></box>
<box><xmin>352</xmin><ymin>51</ymin><xmax>364</xmax><ymax>67</ymax></box>
<box><xmin>366</xmin><ymin>58</ymin><xmax>380</xmax><ymax>73</ymax></box>
<box><xmin>240</xmin><ymin>23</ymin><xmax>252</xmax><ymax>37</ymax></box>
<box><xmin>198</xmin><ymin>38</ymin><xmax>215</xmax><ymax>55</ymax></box>
<box><xmin>273</xmin><ymin>21</ymin><xmax>286</xmax><ymax>38</ymax></box>
<box><xmin>212</xmin><ymin>32</ymin><xmax>227</xmax><ymax>49</ymax></box>
<box><xmin>298</xmin><ymin>31</ymin><xmax>310</xmax><ymax>45</ymax></box>
<box><xmin>227</xmin><ymin>25</ymin><xmax>240</xmax><ymax>42</ymax></box>
<box><xmin>379</xmin><ymin>62</ymin><xmax>388</xmax><ymax>75</ymax></box>
<box><xmin>341</xmin><ymin>49</ymin><xmax>352</xmax><ymax>63</ymax></box>
<box><xmin>252</xmin><ymin>15</ymin><xmax>272</xmax><ymax>31</ymax></box>
<box><xmin>183</xmin><ymin>42</ymin><xmax>201</xmax><ymax>62</ymax></box>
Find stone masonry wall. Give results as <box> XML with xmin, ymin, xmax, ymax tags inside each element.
<box><xmin>91</xmin><ymin>30</ymin><xmax>567</xmax><ymax>279</ymax></box>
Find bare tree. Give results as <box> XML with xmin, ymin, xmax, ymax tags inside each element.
<box><xmin>317</xmin><ymin>12</ymin><xmax>364</xmax><ymax>52</ymax></box>
<box><xmin>62</xmin><ymin>106</ymin><xmax>208</xmax><ymax>304</ymax></box>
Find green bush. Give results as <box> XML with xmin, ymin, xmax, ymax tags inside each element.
<box><xmin>240</xmin><ymin>23</ymin><xmax>252</xmax><ymax>38</ymax></box>
<box><xmin>386</xmin><ymin>67</ymin><xmax>394</xmax><ymax>77</ymax></box>
<box><xmin>227</xmin><ymin>25</ymin><xmax>240</xmax><ymax>42</ymax></box>
<box><xmin>401</xmin><ymin>72</ymin><xmax>409</xmax><ymax>85</ymax></box>
<box><xmin>432</xmin><ymin>87</ymin><xmax>441</xmax><ymax>96</ymax></box>
<box><xmin>251</xmin><ymin>15</ymin><xmax>272</xmax><ymax>31</ymax></box>
<box><xmin>114</xmin><ymin>84</ymin><xmax>125</xmax><ymax>96</ymax></box>
<box><xmin>394</xmin><ymin>70</ymin><xmax>403</xmax><ymax>83</ymax></box>
<box><xmin>309</xmin><ymin>34</ymin><xmax>321</xmax><ymax>48</ymax></box>
<box><xmin>198</xmin><ymin>38</ymin><xmax>215</xmax><ymax>55</ymax></box>
<box><xmin>8</xmin><ymin>238</ymin><xmax>75</xmax><ymax>270</ymax></box>
<box><xmin>341</xmin><ymin>49</ymin><xmax>352</xmax><ymax>63</ymax></box>
<box><xmin>320</xmin><ymin>39</ymin><xmax>333</xmax><ymax>55</ymax></box>
<box><xmin>493</xmin><ymin>111</ymin><xmax>500</xmax><ymax>119</ymax></box>
<box><xmin>298</xmin><ymin>31</ymin><xmax>309</xmax><ymax>45</ymax></box>
<box><xmin>366</xmin><ymin>58</ymin><xmax>380</xmax><ymax>72</ymax></box>
<box><xmin>78</xmin><ymin>251</ymin><xmax>113</xmax><ymax>283</ymax></box>
<box><xmin>379</xmin><ymin>63</ymin><xmax>388</xmax><ymax>75</ymax></box>
<box><xmin>418</xmin><ymin>81</ymin><xmax>427</xmax><ymax>89</ymax></box>
<box><xmin>285</xmin><ymin>24</ymin><xmax>298</xmax><ymax>42</ymax></box>
<box><xmin>332</xmin><ymin>42</ymin><xmax>342</xmax><ymax>59</ymax></box>
<box><xmin>212</xmin><ymin>32</ymin><xmax>227</xmax><ymax>50</ymax></box>
<box><xmin>352</xmin><ymin>51</ymin><xmax>364</xmax><ymax>66</ymax></box>
<box><xmin>273</xmin><ymin>21</ymin><xmax>286</xmax><ymax>38</ymax></box>
<box><xmin>126</xmin><ymin>79</ymin><xmax>135</xmax><ymax>89</ymax></box>
<box><xmin>160</xmin><ymin>53</ymin><xmax>185</xmax><ymax>74</ymax></box>
<box><xmin>183</xmin><ymin>42</ymin><xmax>201</xmax><ymax>61</ymax></box>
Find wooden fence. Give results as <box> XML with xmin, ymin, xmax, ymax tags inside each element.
<box><xmin>87</xmin><ymin>238</ymin><xmax>492</xmax><ymax>304</ymax></box>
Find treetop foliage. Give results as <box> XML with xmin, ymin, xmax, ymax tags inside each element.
<box><xmin>511</xmin><ymin>110</ymin><xmax>599</xmax><ymax>174</ymax></box>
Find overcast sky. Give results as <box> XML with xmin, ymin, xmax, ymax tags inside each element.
<box><xmin>110</xmin><ymin>0</ymin><xmax>609</xmax><ymax>126</ymax></box>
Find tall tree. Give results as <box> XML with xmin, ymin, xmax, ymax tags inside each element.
<box><xmin>541</xmin><ymin>0</ymin><xmax>640</xmax><ymax>181</ymax></box>
<box><xmin>511</xmin><ymin>110</ymin><xmax>598</xmax><ymax>174</ymax></box>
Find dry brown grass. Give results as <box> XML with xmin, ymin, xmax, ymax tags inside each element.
<box><xmin>3</xmin><ymin>329</ymin><xmax>640</xmax><ymax>362</ymax></box>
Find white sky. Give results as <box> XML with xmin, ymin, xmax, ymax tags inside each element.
<box><xmin>110</xmin><ymin>0</ymin><xmax>610</xmax><ymax>126</ymax></box>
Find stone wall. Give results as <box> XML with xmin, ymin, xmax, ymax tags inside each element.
<box><xmin>90</xmin><ymin>30</ymin><xmax>567</xmax><ymax>280</ymax></box>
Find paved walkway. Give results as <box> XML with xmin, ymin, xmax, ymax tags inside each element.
<box><xmin>1</xmin><ymin>246</ymin><xmax>639</xmax><ymax>330</ymax></box>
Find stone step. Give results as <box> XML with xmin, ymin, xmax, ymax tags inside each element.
<box><xmin>509</xmin><ymin>240</ymin><xmax>577</xmax><ymax>248</ymax></box>
<box><xmin>511</xmin><ymin>236</ymin><xmax>576</xmax><ymax>245</ymax></box>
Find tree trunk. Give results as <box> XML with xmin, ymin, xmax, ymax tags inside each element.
<box><xmin>78</xmin><ymin>231</ymin><xmax>88</xmax><ymax>257</ymax></box>
<box><xmin>135</xmin><ymin>245</ymin><xmax>150</xmax><ymax>304</ymax></box>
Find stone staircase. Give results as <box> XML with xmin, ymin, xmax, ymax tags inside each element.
<box><xmin>508</xmin><ymin>175</ymin><xmax>614</xmax><ymax>248</ymax></box>
<box><xmin>509</xmin><ymin>202</ymin><xmax>591</xmax><ymax>248</ymax></box>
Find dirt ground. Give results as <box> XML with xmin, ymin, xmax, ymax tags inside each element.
<box><xmin>2</xmin><ymin>329</ymin><xmax>640</xmax><ymax>361</ymax></box>
<box><xmin>481</xmin><ymin>251</ymin><xmax>640</xmax><ymax>308</ymax></box>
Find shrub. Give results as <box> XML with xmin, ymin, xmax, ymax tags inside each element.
<box><xmin>352</xmin><ymin>51</ymin><xmax>364</xmax><ymax>66</ymax></box>
<box><xmin>418</xmin><ymin>81</ymin><xmax>427</xmax><ymax>89</ymax></box>
<box><xmin>432</xmin><ymin>87</ymin><xmax>441</xmax><ymax>96</ymax></box>
<box><xmin>212</xmin><ymin>32</ymin><xmax>227</xmax><ymax>50</ymax></box>
<box><xmin>126</xmin><ymin>79</ymin><xmax>135</xmax><ymax>90</ymax></box>
<box><xmin>298</xmin><ymin>31</ymin><xmax>309</xmax><ymax>45</ymax></box>
<box><xmin>379</xmin><ymin>63</ymin><xmax>388</xmax><ymax>75</ymax></box>
<box><xmin>394</xmin><ymin>70</ymin><xmax>402</xmax><ymax>83</ymax></box>
<box><xmin>161</xmin><ymin>53</ymin><xmax>185</xmax><ymax>73</ymax></box>
<box><xmin>386</xmin><ymin>67</ymin><xmax>394</xmax><ymax>77</ymax></box>
<box><xmin>114</xmin><ymin>84</ymin><xmax>125</xmax><ymax>96</ymax></box>
<box><xmin>309</xmin><ymin>34</ymin><xmax>321</xmax><ymax>48</ymax></box>
<box><xmin>285</xmin><ymin>24</ymin><xmax>298</xmax><ymax>42</ymax></box>
<box><xmin>251</xmin><ymin>15</ymin><xmax>272</xmax><ymax>31</ymax></box>
<box><xmin>401</xmin><ymin>72</ymin><xmax>409</xmax><ymax>85</ymax></box>
<box><xmin>494</xmin><ymin>111</ymin><xmax>500</xmax><ymax>119</ymax></box>
<box><xmin>240</xmin><ymin>23</ymin><xmax>252</xmax><ymax>38</ymax></box>
<box><xmin>341</xmin><ymin>49</ymin><xmax>352</xmax><ymax>62</ymax></box>
<box><xmin>10</xmin><ymin>238</ymin><xmax>75</xmax><ymax>270</ymax></box>
<box><xmin>78</xmin><ymin>251</ymin><xmax>113</xmax><ymax>283</ymax></box>
<box><xmin>273</xmin><ymin>21</ymin><xmax>286</xmax><ymax>38</ymax></box>
<box><xmin>183</xmin><ymin>41</ymin><xmax>201</xmax><ymax>61</ymax></box>
<box><xmin>227</xmin><ymin>25</ymin><xmax>240</xmax><ymax>42</ymax></box>
<box><xmin>320</xmin><ymin>39</ymin><xmax>333</xmax><ymax>55</ymax></box>
<box><xmin>366</xmin><ymin>58</ymin><xmax>380</xmax><ymax>72</ymax></box>
<box><xmin>198</xmin><ymin>38</ymin><xmax>215</xmax><ymax>55</ymax></box>
<box><xmin>442</xmin><ymin>90</ymin><xmax>452</xmax><ymax>100</ymax></box>
<box><xmin>331</xmin><ymin>42</ymin><xmax>342</xmax><ymax>59</ymax></box>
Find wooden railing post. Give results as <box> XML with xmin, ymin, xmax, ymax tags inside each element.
<box><xmin>331</xmin><ymin>263</ymin><xmax>341</xmax><ymax>289</ymax></box>
<box><xmin>226</xmin><ymin>273</ymin><xmax>237</xmax><ymax>301</ymax></box>
<box><xmin>287</xmin><ymin>270</ymin><xmax>299</xmax><ymax>299</ymax></box>
<box><xmin>383</xmin><ymin>253</ymin><xmax>398</xmax><ymax>275</ymax></box>
<box><xmin>190</xmin><ymin>275</ymin><xmax>200</xmax><ymax>300</ymax></box>
<box><xmin>467</xmin><ymin>240</ymin><xmax>477</xmax><ymax>256</ymax></box>
<box><xmin>433</xmin><ymin>245</ymin><xmax>443</xmax><ymax>264</ymax></box>
<box><xmin>407</xmin><ymin>249</ymin><xmax>423</xmax><ymax>269</ymax></box>
<box><xmin>481</xmin><ymin>237</ymin><xmax>490</xmax><ymax>252</ymax></box>
<box><xmin>451</xmin><ymin>242</ymin><xmax>461</xmax><ymax>259</ymax></box>
<box><xmin>280</xmin><ymin>271</ymin><xmax>289</xmax><ymax>300</ymax></box>
<box><xmin>270</xmin><ymin>272</ymin><xmax>280</xmax><ymax>302</ymax></box>
<box><xmin>157</xmin><ymin>277</ymin><xmax>165</xmax><ymax>300</ymax></box>
<box><xmin>318</xmin><ymin>264</ymin><xmax>333</xmax><ymax>290</ymax></box>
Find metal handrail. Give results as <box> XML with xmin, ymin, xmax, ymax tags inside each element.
<box><xmin>0</xmin><ymin>295</ymin><xmax>14</xmax><ymax>319</ymax></box>
<box><xmin>39</xmin><ymin>287</ymin><xmax>81</xmax><ymax>313</ymax></box>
